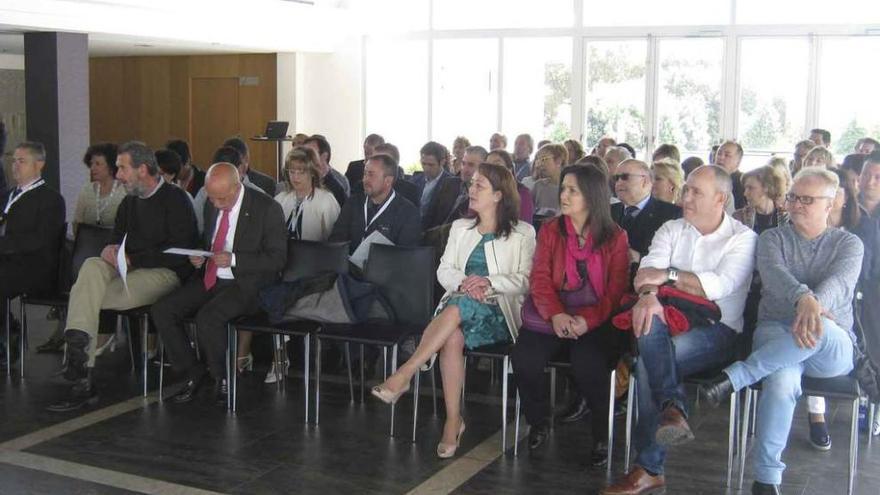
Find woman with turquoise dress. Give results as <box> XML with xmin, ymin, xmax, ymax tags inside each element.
<box><xmin>372</xmin><ymin>162</ymin><xmax>536</xmax><ymax>458</ymax></box>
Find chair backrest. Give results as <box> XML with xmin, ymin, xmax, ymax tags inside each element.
<box><xmin>364</xmin><ymin>244</ymin><xmax>435</xmax><ymax>326</ymax></box>
<box><xmin>282</xmin><ymin>239</ymin><xmax>350</xmax><ymax>282</ymax></box>
<box><xmin>71</xmin><ymin>224</ymin><xmax>115</xmax><ymax>284</ymax></box>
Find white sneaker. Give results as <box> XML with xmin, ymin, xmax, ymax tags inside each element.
<box><xmin>264</xmin><ymin>361</ymin><xmax>289</xmax><ymax>384</ymax></box>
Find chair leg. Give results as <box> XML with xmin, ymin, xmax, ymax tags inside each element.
<box><xmin>461</xmin><ymin>356</ymin><xmax>468</xmax><ymax>409</ymax></box>
<box><xmin>360</xmin><ymin>344</ymin><xmax>365</xmax><ymax>403</ymax></box>
<box><xmin>738</xmin><ymin>389</ymin><xmax>753</xmax><ymax>490</ymax></box>
<box><xmin>607</xmin><ymin>368</ymin><xmax>616</xmax><ymax>474</ymax></box>
<box><xmin>869</xmin><ymin>403</ymin><xmax>876</xmax><ymax>445</ymax></box>
<box><xmin>141</xmin><ymin>315</ymin><xmax>149</xmax><ymax>397</ymax></box>
<box><xmin>749</xmin><ymin>389</ymin><xmax>758</xmax><ymax>438</ymax></box>
<box><xmin>19</xmin><ymin>298</ymin><xmax>26</xmax><ymax>379</ymax></box>
<box><xmin>226</xmin><ymin>327</ymin><xmax>231</xmax><ymax>411</ymax></box>
<box><xmin>345</xmin><ymin>342</ymin><xmax>354</xmax><ymax>403</ymax></box>
<box><xmin>624</xmin><ymin>372</ymin><xmax>636</xmax><ymax>473</ymax></box>
<box><xmin>849</xmin><ymin>397</ymin><xmax>858</xmax><ymax>495</ymax></box>
<box><xmin>271</xmin><ymin>334</ymin><xmax>283</xmax><ymax>391</ymax></box>
<box><xmin>390</xmin><ymin>344</ymin><xmax>398</xmax><ymax>438</ymax></box>
<box><xmin>231</xmin><ymin>325</ymin><xmax>239</xmax><ymax>413</ymax></box>
<box><xmin>549</xmin><ymin>367</ymin><xmax>557</xmax><ymax>430</ymax></box>
<box><xmin>502</xmin><ymin>356</ymin><xmax>509</xmax><ymax>453</ymax></box>
<box><xmin>726</xmin><ymin>390</ymin><xmax>737</xmax><ymax>487</ymax></box>
<box><xmin>514</xmin><ymin>390</ymin><xmax>521</xmax><ymax>457</ymax></box>
<box><xmin>304</xmin><ymin>333</ymin><xmax>310</xmax><ymax>423</ymax></box>
<box><xmin>6</xmin><ymin>299</ymin><xmax>12</xmax><ymax>375</ymax></box>
<box><xmin>158</xmin><ymin>338</ymin><xmax>165</xmax><ymax>402</ymax></box>
<box><xmin>316</xmin><ymin>337</ymin><xmax>323</xmax><ymax>425</ymax></box>
<box><xmin>412</xmin><ymin>367</ymin><xmax>421</xmax><ymax>443</ymax></box>
<box><xmin>122</xmin><ymin>316</ymin><xmax>134</xmax><ymax>375</ymax></box>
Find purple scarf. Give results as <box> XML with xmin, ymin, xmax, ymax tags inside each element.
<box><xmin>563</xmin><ymin>216</ymin><xmax>605</xmax><ymax>299</ymax></box>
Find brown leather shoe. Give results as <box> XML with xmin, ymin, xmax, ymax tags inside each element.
<box><xmin>655</xmin><ymin>405</ymin><xmax>694</xmax><ymax>446</ymax></box>
<box><xmin>601</xmin><ymin>467</ymin><xmax>666</xmax><ymax>495</ymax></box>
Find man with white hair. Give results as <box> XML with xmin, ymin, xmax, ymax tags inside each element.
<box><xmin>603</xmin><ymin>165</ymin><xmax>757</xmax><ymax>495</ymax></box>
<box><xmin>701</xmin><ymin>167</ymin><xmax>863</xmax><ymax>495</ymax></box>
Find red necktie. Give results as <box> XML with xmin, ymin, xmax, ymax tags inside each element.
<box><xmin>204</xmin><ymin>208</ymin><xmax>230</xmax><ymax>290</ymax></box>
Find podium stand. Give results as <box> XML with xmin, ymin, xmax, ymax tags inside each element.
<box><xmin>250</xmin><ymin>136</ymin><xmax>294</xmax><ymax>181</ymax></box>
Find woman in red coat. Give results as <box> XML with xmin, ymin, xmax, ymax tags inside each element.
<box><xmin>511</xmin><ymin>163</ymin><xmax>630</xmax><ymax>466</ymax></box>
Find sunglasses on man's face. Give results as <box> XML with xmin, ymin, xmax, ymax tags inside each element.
<box><xmin>612</xmin><ymin>173</ymin><xmax>647</xmax><ymax>182</ymax></box>
<box><xmin>784</xmin><ymin>193</ymin><xmax>832</xmax><ymax>205</ymax></box>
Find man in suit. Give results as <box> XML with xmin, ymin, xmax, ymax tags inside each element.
<box><xmin>304</xmin><ymin>135</ymin><xmax>350</xmax><ymax>207</ymax></box>
<box><xmin>330</xmin><ymin>153</ymin><xmax>421</xmax><ymax>255</ymax></box>
<box><xmin>50</xmin><ymin>141</ymin><xmax>197</xmax><ymax>411</ymax></box>
<box><xmin>152</xmin><ymin>163</ymin><xmax>286</xmax><ymax>404</ymax></box>
<box><xmin>373</xmin><ymin>142</ymin><xmax>421</xmax><ymax>208</ymax></box>
<box><xmin>345</xmin><ymin>133</ymin><xmax>384</xmax><ymax>196</ymax></box>
<box><xmin>412</xmin><ymin>141</ymin><xmax>451</xmax><ymax>221</ymax></box>
<box><xmin>423</xmin><ymin>145</ymin><xmax>484</xmax><ymax>231</ymax></box>
<box><xmin>193</xmin><ymin>146</ymin><xmax>269</xmax><ymax>234</ymax></box>
<box><xmin>0</xmin><ymin>142</ymin><xmax>65</xmax><ymax>355</ymax></box>
<box><xmin>223</xmin><ymin>137</ymin><xmax>276</xmax><ymax>197</ymax></box>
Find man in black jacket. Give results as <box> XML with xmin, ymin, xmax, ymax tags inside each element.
<box><xmin>151</xmin><ymin>163</ymin><xmax>287</xmax><ymax>404</ymax></box>
<box><xmin>422</xmin><ymin>145</ymin><xmax>484</xmax><ymax>231</ymax></box>
<box><xmin>0</xmin><ymin>142</ymin><xmax>65</xmax><ymax>344</ymax></box>
<box><xmin>330</xmin><ymin>154</ymin><xmax>421</xmax><ymax>255</ymax></box>
<box><xmin>223</xmin><ymin>137</ymin><xmax>277</xmax><ymax>197</ymax></box>
<box><xmin>50</xmin><ymin>141</ymin><xmax>198</xmax><ymax>411</ymax></box>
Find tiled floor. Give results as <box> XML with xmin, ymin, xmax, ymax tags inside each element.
<box><xmin>1</xmin><ymin>306</ymin><xmax>879</xmax><ymax>494</ymax></box>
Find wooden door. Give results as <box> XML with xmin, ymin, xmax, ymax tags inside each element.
<box><xmin>190</xmin><ymin>77</ymin><xmax>239</xmax><ymax>168</ymax></box>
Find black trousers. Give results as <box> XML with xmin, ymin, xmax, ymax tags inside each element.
<box><xmin>511</xmin><ymin>324</ymin><xmax>622</xmax><ymax>440</ymax></box>
<box><xmin>151</xmin><ymin>278</ymin><xmax>259</xmax><ymax>381</ymax></box>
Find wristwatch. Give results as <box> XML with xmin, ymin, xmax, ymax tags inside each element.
<box><xmin>666</xmin><ymin>267</ymin><xmax>679</xmax><ymax>283</ymax></box>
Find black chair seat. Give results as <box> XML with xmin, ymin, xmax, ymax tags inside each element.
<box><xmin>686</xmin><ymin>366</ymin><xmax>729</xmax><ymax>384</ymax></box>
<box><xmin>233</xmin><ymin>313</ymin><xmax>321</xmax><ymax>336</ymax></box>
<box><xmin>464</xmin><ymin>342</ymin><xmax>514</xmax><ymax>359</ymax></box>
<box><xmin>101</xmin><ymin>305</ymin><xmax>151</xmax><ymax>317</ymax></box>
<box><xmin>21</xmin><ymin>292</ymin><xmax>69</xmax><ymax>307</ymax></box>
<box><xmin>320</xmin><ymin>320</ymin><xmax>422</xmax><ymax>346</ymax></box>
<box><xmin>748</xmin><ymin>373</ymin><xmax>860</xmax><ymax>400</ymax></box>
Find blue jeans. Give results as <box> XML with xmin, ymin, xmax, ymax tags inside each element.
<box><xmin>634</xmin><ymin>317</ymin><xmax>738</xmax><ymax>474</ymax></box>
<box><xmin>724</xmin><ymin>318</ymin><xmax>854</xmax><ymax>485</ymax></box>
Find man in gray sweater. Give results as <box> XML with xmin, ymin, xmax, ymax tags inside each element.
<box><xmin>701</xmin><ymin>167</ymin><xmax>864</xmax><ymax>495</ymax></box>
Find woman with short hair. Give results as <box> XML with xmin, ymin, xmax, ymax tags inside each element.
<box><xmin>650</xmin><ymin>158</ymin><xmax>685</xmax><ymax>205</ymax></box>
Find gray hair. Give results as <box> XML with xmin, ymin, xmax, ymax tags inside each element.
<box><xmin>794</xmin><ymin>167</ymin><xmax>839</xmax><ymax>198</ymax></box>
<box><xmin>464</xmin><ymin>145</ymin><xmax>489</xmax><ymax>161</ymax></box>
<box><xmin>619</xmin><ymin>158</ymin><xmax>652</xmax><ymax>177</ymax></box>
<box><xmin>694</xmin><ymin>164</ymin><xmax>733</xmax><ymax>198</ymax></box>
<box><xmin>119</xmin><ymin>141</ymin><xmax>159</xmax><ymax>176</ymax></box>
<box><xmin>605</xmin><ymin>146</ymin><xmax>632</xmax><ymax>162</ymax></box>
<box><xmin>16</xmin><ymin>141</ymin><xmax>47</xmax><ymax>162</ymax></box>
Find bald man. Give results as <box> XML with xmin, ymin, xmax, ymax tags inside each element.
<box><xmin>151</xmin><ymin>162</ymin><xmax>287</xmax><ymax>405</ymax></box>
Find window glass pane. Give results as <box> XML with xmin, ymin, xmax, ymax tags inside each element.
<box><xmin>656</xmin><ymin>38</ymin><xmax>724</xmax><ymax>161</ymax></box>
<box><xmin>350</xmin><ymin>0</ymin><xmax>429</xmax><ymax>32</ymax></box>
<box><xmin>737</xmin><ymin>0</ymin><xmax>880</xmax><ymax>25</ymax></box>
<box><xmin>432</xmin><ymin>39</ymin><xmax>499</xmax><ymax>153</ymax></box>
<box><xmin>583</xmin><ymin>0</ymin><xmax>729</xmax><ymax>26</ymax></box>
<box><xmin>433</xmin><ymin>0</ymin><xmax>573</xmax><ymax>29</ymax></box>
<box><xmin>818</xmin><ymin>37</ymin><xmax>880</xmax><ymax>157</ymax></box>
<box><xmin>502</xmin><ymin>38</ymin><xmax>572</xmax><ymax>143</ymax></box>
<box><xmin>737</xmin><ymin>38</ymin><xmax>809</xmax><ymax>170</ymax></box>
<box><xmin>365</xmin><ymin>39</ymin><xmax>428</xmax><ymax>170</ymax></box>
<box><xmin>584</xmin><ymin>40</ymin><xmax>647</xmax><ymax>156</ymax></box>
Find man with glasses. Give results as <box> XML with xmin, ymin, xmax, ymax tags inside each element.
<box><xmin>602</xmin><ymin>165</ymin><xmax>757</xmax><ymax>495</ymax></box>
<box><xmin>700</xmin><ymin>167</ymin><xmax>862</xmax><ymax>495</ymax></box>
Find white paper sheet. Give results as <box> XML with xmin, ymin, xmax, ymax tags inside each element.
<box><xmin>163</xmin><ymin>248</ymin><xmax>215</xmax><ymax>257</ymax></box>
<box><xmin>349</xmin><ymin>231</ymin><xmax>394</xmax><ymax>269</ymax></box>
<box><xmin>118</xmin><ymin>233</ymin><xmax>129</xmax><ymax>295</ymax></box>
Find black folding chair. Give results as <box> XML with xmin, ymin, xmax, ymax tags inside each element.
<box><xmin>315</xmin><ymin>244</ymin><xmax>435</xmax><ymax>437</ymax></box>
<box><xmin>230</xmin><ymin>239</ymin><xmax>349</xmax><ymax>419</ymax></box>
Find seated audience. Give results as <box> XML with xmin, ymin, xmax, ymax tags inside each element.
<box><xmin>412</xmin><ymin>141</ymin><xmax>451</xmax><ymax>219</ymax></box>
<box><xmin>276</xmin><ymin>146</ymin><xmax>341</xmax><ymax>241</ymax></box>
<box><xmin>513</xmin><ymin>133</ymin><xmax>534</xmax><ymax>181</ymax></box>
<box><xmin>602</xmin><ymin>145</ymin><xmax>633</xmax><ymax>180</ymax></box>
<box><xmin>651</xmin><ymin>143</ymin><xmax>681</xmax><ymax>163</ymax></box>
<box><xmin>291</xmin><ymin>133</ymin><xmax>310</xmax><ymax>147</ymax></box>
<box><xmin>372</xmin><ymin>162</ymin><xmax>535</xmax><ymax>459</ymax></box>
<box><xmin>681</xmin><ymin>156</ymin><xmax>704</xmax><ymax>178</ymax></box>
<box><xmin>564</xmin><ymin>138</ymin><xmax>586</xmax><ymax>165</ymax></box>
<box><xmin>594</xmin><ymin>136</ymin><xmax>616</xmax><ymax>158</ymax></box>
<box><xmin>303</xmin><ymin>135</ymin><xmax>349</xmax><ymax>206</ymax></box>
<box><xmin>733</xmin><ymin>165</ymin><xmax>788</xmax><ymax>233</ymax></box>
<box><xmin>73</xmin><ymin>143</ymin><xmax>125</xmax><ymax>234</ymax></box>
<box><xmin>155</xmin><ymin>149</ymin><xmax>184</xmax><ymax>190</ymax></box>
<box><xmin>650</xmin><ymin>158</ymin><xmax>685</xmax><ymax>206</ymax></box>
<box><xmin>450</xmin><ymin>136</ymin><xmax>470</xmax><ymax>176</ymax></box>
<box><xmin>857</xmin><ymin>137</ymin><xmax>879</xmax><ymax>155</ymax></box>
<box><xmin>373</xmin><ymin>142</ymin><xmax>421</xmax><ymax>208</ymax></box>
<box><xmin>714</xmin><ymin>140</ymin><xmax>746</xmax><ymax>210</ymax></box>
<box><xmin>790</xmin><ymin>139</ymin><xmax>816</xmax><ymax>176</ymax></box>
<box><xmin>193</xmin><ymin>146</ymin><xmax>267</xmax><ymax>234</ymax></box>
<box><xmin>329</xmin><ymin>153</ymin><xmax>421</xmax><ymax>254</ymax></box>
<box><xmin>0</xmin><ymin>142</ymin><xmax>65</xmax><ymax>343</ymax></box>
<box><xmin>152</xmin><ymin>163</ymin><xmax>286</xmax><ymax>405</ymax></box>
<box><xmin>423</xmin><ymin>146</ymin><xmax>484</xmax><ymax>230</ymax></box>
<box><xmin>490</xmin><ymin>132</ymin><xmax>507</xmax><ymax>151</ymax></box>
<box><xmin>602</xmin><ymin>165</ymin><xmax>757</xmax><ymax>495</ymax></box>
<box><xmin>512</xmin><ymin>164</ymin><xmax>628</xmax><ymax>465</ymax></box>
<box><xmin>167</xmin><ymin>139</ymin><xmax>204</xmax><ymax>196</ymax></box>
<box><xmin>486</xmin><ymin>149</ymin><xmax>534</xmax><ymax>224</ymax></box>
<box><xmin>766</xmin><ymin>156</ymin><xmax>793</xmax><ymax>206</ymax></box>
<box><xmin>224</xmin><ymin>137</ymin><xmax>276</xmax><ymax>197</ymax></box>
<box><xmin>700</xmin><ymin>167</ymin><xmax>862</xmax><ymax>495</ymax></box>
<box><xmin>345</xmin><ymin>133</ymin><xmax>384</xmax><ymax>196</ymax></box>
<box><xmin>809</xmin><ymin>128</ymin><xmax>831</xmax><ymax>149</ymax></box>
<box><xmin>531</xmin><ymin>143</ymin><xmax>568</xmax><ymax>216</ymax></box>
<box><xmin>859</xmin><ymin>151</ymin><xmax>880</xmax><ymax>218</ymax></box>
<box><xmin>802</xmin><ymin>145</ymin><xmax>836</xmax><ymax>169</ymax></box>
<box><xmin>841</xmin><ymin>153</ymin><xmax>866</xmax><ymax>196</ymax></box>
<box><xmin>50</xmin><ymin>141</ymin><xmax>197</xmax><ymax>411</ymax></box>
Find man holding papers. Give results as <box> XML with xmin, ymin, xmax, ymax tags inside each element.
<box><xmin>151</xmin><ymin>162</ymin><xmax>286</xmax><ymax>405</ymax></box>
<box><xmin>329</xmin><ymin>153</ymin><xmax>421</xmax><ymax>258</ymax></box>
<box><xmin>50</xmin><ymin>142</ymin><xmax>197</xmax><ymax>411</ymax></box>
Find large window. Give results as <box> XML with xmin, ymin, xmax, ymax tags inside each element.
<box><xmin>818</xmin><ymin>37</ymin><xmax>880</xmax><ymax>156</ymax></box>
<box><xmin>583</xmin><ymin>40</ymin><xmax>647</xmax><ymax>155</ymax></box>
<box><xmin>736</xmin><ymin>0</ymin><xmax>880</xmax><ymax>25</ymax></box>
<box><xmin>433</xmin><ymin>0</ymin><xmax>573</xmax><ymax>29</ymax></box>
<box><xmin>432</xmin><ymin>39</ymin><xmax>499</xmax><ymax>151</ymax></box>
<box><xmin>501</xmin><ymin>38</ymin><xmax>573</xmax><ymax>143</ymax></box>
<box><xmin>365</xmin><ymin>39</ymin><xmax>428</xmax><ymax>169</ymax></box>
<box><xmin>584</xmin><ymin>0</ymin><xmax>728</xmax><ymax>27</ymax></box>
<box><xmin>656</xmin><ymin>38</ymin><xmax>724</xmax><ymax>160</ymax></box>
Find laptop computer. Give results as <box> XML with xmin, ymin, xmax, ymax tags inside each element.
<box><xmin>264</xmin><ymin>121</ymin><xmax>289</xmax><ymax>139</ymax></box>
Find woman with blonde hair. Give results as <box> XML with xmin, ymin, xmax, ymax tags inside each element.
<box><xmin>650</xmin><ymin>158</ymin><xmax>685</xmax><ymax>205</ymax></box>
<box><xmin>802</xmin><ymin>145</ymin><xmax>836</xmax><ymax>170</ymax></box>
<box><xmin>733</xmin><ymin>165</ymin><xmax>788</xmax><ymax>234</ymax></box>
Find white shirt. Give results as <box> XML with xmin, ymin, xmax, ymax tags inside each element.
<box><xmin>639</xmin><ymin>214</ymin><xmax>758</xmax><ymax>332</ymax></box>
<box><xmin>211</xmin><ymin>186</ymin><xmax>245</xmax><ymax>280</ymax></box>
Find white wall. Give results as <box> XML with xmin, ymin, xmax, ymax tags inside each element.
<box><xmin>0</xmin><ymin>54</ymin><xmax>25</xmax><ymax>70</ymax></box>
<box><xmin>294</xmin><ymin>36</ymin><xmax>364</xmax><ymax>172</ymax></box>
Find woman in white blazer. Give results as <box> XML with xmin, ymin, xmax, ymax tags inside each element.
<box><xmin>274</xmin><ymin>146</ymin><xmax>340</xmax><ymax>242</ymax></box>
<box><xmin>372</xmin><ymin>162</ymin><xmax>536</xmax><ymax>458</ymax></box>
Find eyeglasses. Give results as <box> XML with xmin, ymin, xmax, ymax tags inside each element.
<box><xmin>612</xmin><ymin>173</ymin><xmax>648</xmax><ymax>182</ymax></box>
<box><xmin>784</xmin><ymin>193</ymin><xmax>833</xmax><ymax>205</ymax></box>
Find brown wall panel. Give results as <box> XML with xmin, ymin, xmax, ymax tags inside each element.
<box><xmin>89</xmin><ymin>53</ymin><xmax>277</xmax><ymax>178</ymax></box>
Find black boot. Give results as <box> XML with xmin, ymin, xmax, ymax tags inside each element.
<box><xmin>62</xmin><ymin>329</ymin><xmax>90</xmax><ymax>382</ymax></box>
<box><xmin>558</xmin><ymin>396</ymin><xmax>590</xmax><ymax>424</ymax></box>
<box><xmin>47</xmin><ymin>368</ymin><xmax>99</xmax><ymax>412</ymax></box>
<box><xmin>699</xmin><ymin>373</ymin><xmax>733</xmax><ymax>408</ymax></box>
<box><xmin>752</xmin><ymin>481</ymin><xmax>782</xmax><ymax>494</ymax></box>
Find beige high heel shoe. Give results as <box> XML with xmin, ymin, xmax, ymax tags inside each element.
<box><xmin>371</xmin><ymin>381</ymin><xmax>410</xmax><ymax>404</ymax></box>
<box><xmin>437</xmin><ymin>419</ymin><xmax>466</xmax><ymax>458</ymax></box>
